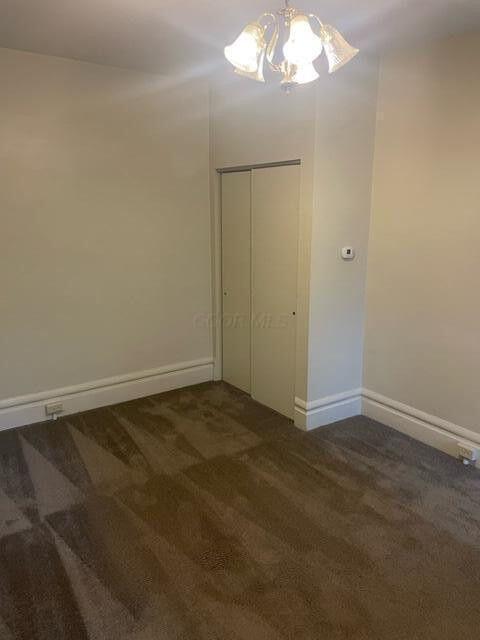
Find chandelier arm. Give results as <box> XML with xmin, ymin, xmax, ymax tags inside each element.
<box><xmin>258</xmin><ymin>12</ymin><xmax>277</xmax><ymax>29</ymax></box>
<box><xmin>266</xmin><ymin>59</ymin><xmax>283</xmax><ymax>73</ymax></box>
<box><xmin>308</xmin><ymin>13</ymin><xmax>325</xmax><ymax>34</ymax></box>
<box><xmin>266</xmin><ymin>20</ymin><xmax>279</xmax><ymax>63</ymax></box>
<box><xmin>256</xmin><ymin>12</ymin><xmax>282</xmax><ymax>72</ymax></box>
<box><xmin>308</xmin><ymin>13</ymin><xmax>325</xmax><ymax>35</ymax></box>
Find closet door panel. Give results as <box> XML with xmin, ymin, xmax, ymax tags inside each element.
<box><xmin>251</xmin><ymin>165</ymin><xmax>299</xmax><ymax>418</ymax></box>
<box><xmin>221</xmin><ymin>171</ymin><xmax>251</xmax><ymax>393</ymax></box>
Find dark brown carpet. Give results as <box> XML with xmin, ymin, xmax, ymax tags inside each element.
<box><xmin>0</xmin><ymin>381</ymin><xmax>479</xmax><ymax>639</ymax></box>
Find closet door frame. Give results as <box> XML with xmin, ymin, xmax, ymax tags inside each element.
<box><xmin>213</xmin><ymin>160</ymin><xmax>303</xmax><ymax>419</ymax></box>
<box><xmin>220</xmin><ymin>170</ymin><xmax>252</xmax><ymax>393</ymax></box>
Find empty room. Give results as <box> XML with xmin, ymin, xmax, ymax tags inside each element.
<box><xmin>0</xmin><ymin>1</ymin><xmax>479</xmax><ymax>638</ymax></box>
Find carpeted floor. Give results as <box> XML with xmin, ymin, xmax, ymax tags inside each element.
<box><xmin>0</xmin><ymin>382</ymin><xmax>479</xmax><ymax>639</ymax></box>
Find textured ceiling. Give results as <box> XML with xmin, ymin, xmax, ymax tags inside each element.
<box><xmin>0</xmin><ymin>0</ymin><xmax>479</xmax><ymax>74</ymax></box>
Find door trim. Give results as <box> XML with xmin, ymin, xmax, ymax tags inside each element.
<box><xmin>212</xmin><ymin>160</ymin><xmax>303</xmax><ymax>390</ymax></box>
<box><xmin>217</xmin><ymin>159</ymin><xmax>301</xmax><ymax>174</ymax></box>
<box><xmin>214</xmin><ymin>161</ymin><xmax>302</xmax><ymax>415</ymax></box>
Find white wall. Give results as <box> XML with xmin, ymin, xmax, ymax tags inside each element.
<box><xmin>308</xmin><ymin>58</ymin><xmax>379</xmax><ymax>408</ymax></box>
<box><xmin>364</xmin><ymin>33</ymin><xmax>480</xmax><ymax>448</ymax></box>
<box><xmin>0</xmin><ymin>48</ymin><xmax>212</xmax><ymax>419</ymax></box>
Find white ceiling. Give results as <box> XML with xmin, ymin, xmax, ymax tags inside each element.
<box><xmin>1</xmin><ymin>0</ymin><xmax>479</xmax><ymax>74</ymax></box>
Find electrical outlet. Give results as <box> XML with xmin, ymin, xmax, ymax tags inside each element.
<box><xmin>45</xmin><ymin>402</ymin><xmax>64</xmax><ymax>417</ymax></box>
<box><xmin>457</xmin><ymin>441</ymin><xmax>478</xmax><ymax>466</ymax></box>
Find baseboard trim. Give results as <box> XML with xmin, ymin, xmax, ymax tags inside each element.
<box><xmin>294</xmin><ymin>389</ymin><xmax>362</xmax><ymax>431</ymax></box>
<box><xmin>0</xmin><ymin>358</ymin><xmax>214</xmax><ymax>431</ymax></box>
<box><xmin>5</xmin><ymin>364</ymin><xmax>476</xmax><ymax>468</ymax></box>
<box><xmin>362</xmin><ymin>389</ymin><xmax>480</xmax><ymax>466</ymax></box>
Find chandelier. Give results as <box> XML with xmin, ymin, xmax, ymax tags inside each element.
<box><xmin>224</xmin><ymin>0</ymin><xmax>359</xmax><ymax>91</ymax></box>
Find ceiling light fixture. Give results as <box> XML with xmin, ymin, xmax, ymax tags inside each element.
<box><xmin>224</xmin><ymin>0</ymin><xmax>359</xmax><ymax>92</ymax></box>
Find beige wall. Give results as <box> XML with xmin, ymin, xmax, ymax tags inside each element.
<box><xmin>308</xmin><ymin>58</ymin><xmax>378</xmax><ymax>401</ymax></box>
<box><xmin>364</xmin><ymin>32</ymin><xmax>480</xmax><ymax>433</ymax></box>
<box><xmin>0</xmin><ymin>48</ymin><xmax>212</xmax><ymax>401</ymax></box>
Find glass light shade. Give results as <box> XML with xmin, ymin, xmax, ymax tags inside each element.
<box><xmin>283</xmin><ymin>15</ymin><xmax>323</xmax><ymax>66</ymax></box>
<box><xmin>224</xmin><ymin>22</ymin><xmax>266</xmax><ymax>74</ymax></box>
<box><xmin>292</xmin><ymin>62</ymin><xmax>319</xmax><ymax>85</ymax></box>
<box><xmin>234</xmin><ymin>51</ymin><xmax>266</xmax><ymax>82</ymax></box>
<box><xmin>320</xmin><ymin>24</ymin><xmax>359</xmax><ymax>74</ymax></box>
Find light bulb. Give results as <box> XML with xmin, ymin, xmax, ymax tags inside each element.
<box><xmin>283</xmin><ymin>15</ymin><xmax>323</xmax><ymax>66</ymax></box>
<box><xmin>224</xmin><ymin>22</ymin><xmax>266</xmax><ymax>74</ymax></box>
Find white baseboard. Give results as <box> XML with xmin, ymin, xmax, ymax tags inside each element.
<box><xmin>362</xmin><ymin>389</ymin><xmax>480</xmax><ymax>467</ymax></box>
<box><xmin>0</xmin><ymin>358</ymin><xmax>214</xmax><ymax>431</ymax></box>
<box><xmin>4</xmin><ymin>362</ymin><xmax>476</xmax><ymax>470</ymax></box>
<box><xmin>294</xmin><ymin>389</ymin><xmax>362</xmax><ymax>431</ymax></box>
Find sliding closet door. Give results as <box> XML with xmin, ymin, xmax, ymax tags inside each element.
<box><xmin>251</xmin><ymin>165</ymin><xmax>299</xmax><ymax>418</ymax></box>
<box><xmin>221</xmin><ymin>171</ymin><xmax>251</xmax><ymax>393</ymax></box>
